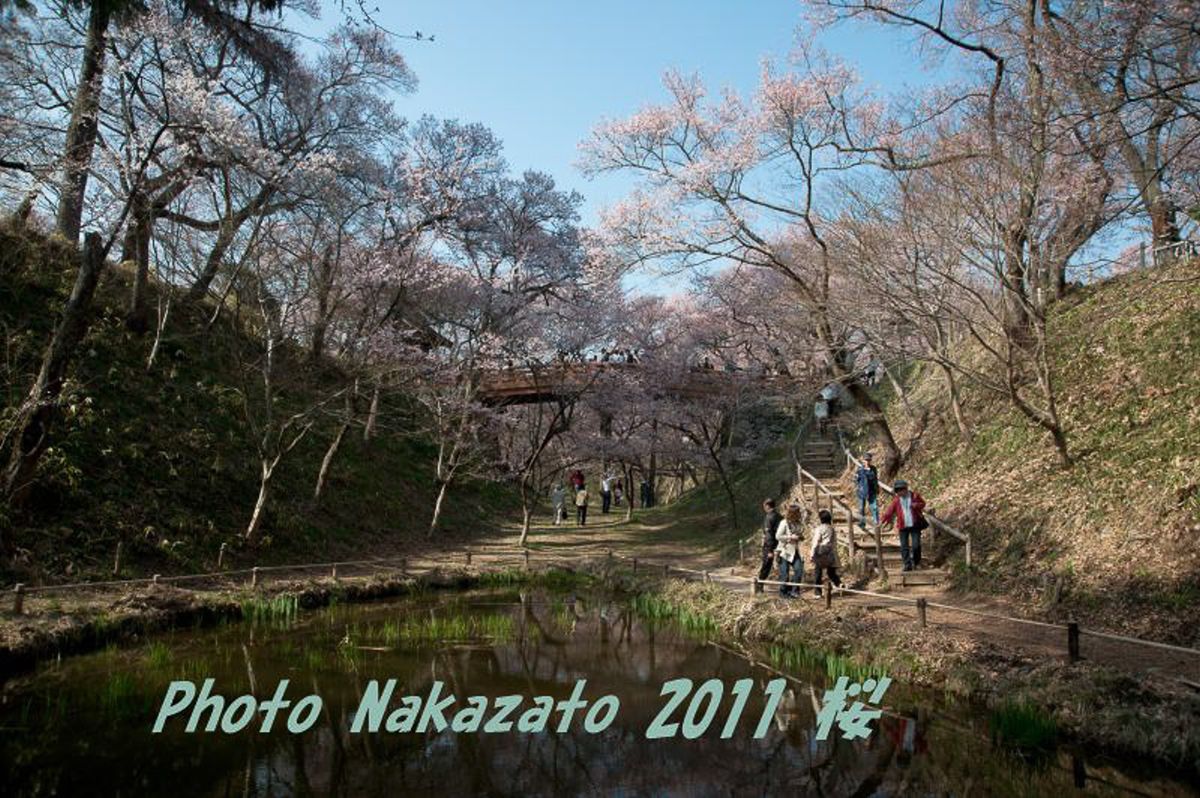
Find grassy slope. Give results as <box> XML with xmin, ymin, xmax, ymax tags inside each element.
<box><xmin>0</xmin><ymin>230</ymin><xmax>511</xmax><ymax>583</ymax></box>
<box><xmin>881</xmin><ymin>258</ymin><xmax>1200</xmax><ymax>638</ymax></box>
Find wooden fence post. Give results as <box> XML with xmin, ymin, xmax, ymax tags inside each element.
<box><xmin>465</xmin><ymin>551</ymin><xmax>472</xmax><ymax>566</ymax></box>
<box><xmin>112</xmin><ymin>541</ymin><xmax>123</xmax><ymax>576</ymax></box>
<box><xmin>331</xmin><ymin>564</ymin><xmax>338</xmax><ymax>580</ymax></box>
<box><xmin>663</xmin><ymin>563</ymin><xmax>670</xmax><ymax>578</ymax></box>
<box><xmin>846</xmin><ymin>509</ymin><xmax>856</xmax><ymax>562</ymax></box>
<box><xmin>523</xmin><ymin>549</ymin><xmax>530</xmax><ymax>570</ymax></box>
<box><xmin>400</xmin><ymin>556</ymin><xmax>408</xmax><ymax>573</ymax></box>
<box><xmin>152</xmin><ymin>574</ymin><xmax>160</xmax><ymax>586</ymax></box>
<box><xmin>251</xmin><ymin>567</ymin><xmax>260</xmax><ymax>588</ymax></box>
<box><xmin>874</xmin><ymin>523</ymin><xmax>887</xmax><ymax>578</ymax></box>
<box><xmin>750</xmin><ymin>577</ymin><xmax>760</xmax><ymax>595</ymax></box>
<box><xmin>1067</xmin><ymin>621</ymin><xmax>1080</xmax><ymax>662</ymax></box>
<box><xmin>824</xmin><ymin>580</ymin><xmax>833</xmax><ymax>609</ymax></box>
<box><xmin>217</xmin><ymin>542</ymin><xmax>227</xmax><ymax>571</ymax></box>
<box><xmin>916</xmin><ymin>597</ymin><xmax>927</xmax><ymax>628</ymax></box>
<box><xmin>12</xmin><ymin>584</ymin><xmax>24</xmax><ymax>615</ymax></box>
<box><xmin>632</xmin><ymin>557</ymin><xmax>638</xmax><ymax>573</ymax></box>
<box><xmin>704</xmin><ymin>570</ymin><xmax>710</xmax><ymax>583</ymax></box>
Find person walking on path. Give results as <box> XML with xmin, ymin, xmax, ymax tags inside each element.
<box><xmin>551</xmin><ymin>483</ymin><xmax>566</xmax><ymax>526</ymax></box>
<box><xmin>774</xmin><ymin>504</ymin><xmax>805</xmax><ymax>598</ymax></box>
<box><xmin>814</xmin><ymin>396</ymin><xmax>830</xmax><ymax>434</ymax></box>
<box><xmin>759</xmin><ymin>499</ymin><xmax>783</xmax><ymax>582</ymax></box>
<box><xmin>600</xmin><ymin>473</ymin><xmax>613</xmax><ymax>514</ymax></box>
<box><xmin>570</xmin><ymin>469</ymin><xmax>585</xmax><ymax>492</ymax></box>
<box><xmin>575</xmin><ymin>486</ymin><xmax>590</xmax><ymax>526</ymax></box>
<box><xmin>880</xmin><ymin>479</ymin><xmax>928</xmax><ymax>571</ymax></box>
<box><xmin>810</xmin><ymin>509</ymin><xmax>843</xmax><ymax>594</ymax></box>
<box><xmin>855</xmin><ymin>453</ymin><xmax>880</xmax><ymax>530</ymax></box>
<box><xmin>640</xmin><ymin>479</ymin><xmax>653</xmax><ymax>508</ymax></box>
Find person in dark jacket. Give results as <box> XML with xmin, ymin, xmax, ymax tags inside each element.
<box><xmin>640</xmin><ymin>479</ymin><xmax>653</xmax><ymax>508</ymax></box>
<box><xmin>759</xmin><ymin>499</ymin><xmax>783</xmax><ymax>582</ymax></box>
<box><xmin>855</xmin><ymin>453</ymin><xmax>880</xmax><ymax>530</ymax></box>
<box><xmin>879</xmin><ymin>479</ymin><xmax>928</xmax><ymax>571</ymax></box>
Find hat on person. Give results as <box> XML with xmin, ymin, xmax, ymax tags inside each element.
<box><xmin>893</xmin><ymin>479</ymin><xmax>909</xmax><ymax>490</ymax></box>
<box><xmin>863</xmin><ymin>452</ymin><xmax>873</xmax><ymax>461</ymax></box>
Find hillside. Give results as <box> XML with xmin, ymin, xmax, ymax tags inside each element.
<box><xmin>0</xmin><ymin>231</ymin><xmax>512</xmax><ymax>584</ymax></box>
<box><xmin>873</xmin><ymin>258</ymin><xmax>1200</xmax><ymax>639</ymax></box>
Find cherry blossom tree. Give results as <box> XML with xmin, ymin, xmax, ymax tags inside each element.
<box><xmin>581</xmin><ymin>58</ymin><xmax>905</xmax><ymax>475</ymax></box>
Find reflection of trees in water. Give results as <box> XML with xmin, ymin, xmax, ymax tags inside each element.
<box><xmin>2</xmin><ymin>595</ymin><xmax>1185</xmax><ymax>797</ymax></box>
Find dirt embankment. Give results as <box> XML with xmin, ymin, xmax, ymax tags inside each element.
<box><xmin>0</xmin><ymin>570</ymin><xmax>480</xmax><ymax>680</ymax></box>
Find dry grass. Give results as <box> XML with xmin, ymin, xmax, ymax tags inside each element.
<box><xmin>867</xmin><ymin>259</ymin><xmax>1200</xmax><ymax>639</ymax></box>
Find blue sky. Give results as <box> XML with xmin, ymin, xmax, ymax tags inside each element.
<box><xmin>313</xmin><ymin>0</ymin><xmax>955</xmax><ymax>227</ymax></box>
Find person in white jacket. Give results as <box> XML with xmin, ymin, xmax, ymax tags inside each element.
<box><xmin>774</xmin><ymin>504</ymin><xmax>805</xmax><ymax>598</ymax></box>
<box><xmin>810</xmin><ymin>509</ymin><xmax>843</xmax><ymax>595</ymax></box>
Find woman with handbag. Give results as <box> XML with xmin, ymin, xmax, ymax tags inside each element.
<box><xmin>774</xmin><ymin>504</ymin><xmax>805</xmax><ymax>598</ymax></box>
<box><xmin>810</xmin><ymin>509</ymin><xmax>842</xmax><ymax>595</ymax></box>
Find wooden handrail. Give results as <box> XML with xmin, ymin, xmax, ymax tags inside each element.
<box><xmin>837</xmin><ymin>431</ymin><xmax>972</xmax><ymax>567</ymax></box>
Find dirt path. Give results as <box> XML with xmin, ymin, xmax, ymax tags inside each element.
<box><xmin>474</xmin><ymin>513</ymin><xmax>1200</xmax><ymax>684</ymax></box>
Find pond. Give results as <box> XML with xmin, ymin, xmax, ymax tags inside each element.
<box><xmin>0</xmin><ymin>580</ymin><xmax>1192</xmax><ymax>796</ymax></box>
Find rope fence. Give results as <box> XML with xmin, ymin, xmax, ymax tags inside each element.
<box><xmin>5</xmin><ymin>543</ymin><xmax>1198</xmax><ymax>668</ymax></box>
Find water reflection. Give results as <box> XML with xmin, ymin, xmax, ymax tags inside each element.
<box><xmin>0</xmin><ymin>589</ymin><xmax>1190</xmax><ymax>796</ymax></box>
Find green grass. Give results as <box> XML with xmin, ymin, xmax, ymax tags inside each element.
<box><xmin>630</xmin><ymin>593</ymin><xmax>720</xmax><ymax>637</ymax></box>
<box><xmin>766</xmin><ymin>642</ymin><xmax>890</xmax><ymax>682</ymax></box>
<box><xmin>241</xmin><ymin>594</ymin><xmax>300</xmax><ymax>626</ymax></box>
<box><xmin>144</xmin><ymin>641</ymin><xmax>172</xmax><ymax>668</ymax></box>
<box><xmin>989</xmin><ymin>700</ymin><xmax>1058</xmax><ymax>751</ymax></box>
<box><xmin>355</xmin><ymin>612</ymin><xmax>517</xmax><ymax>645</ymax></box>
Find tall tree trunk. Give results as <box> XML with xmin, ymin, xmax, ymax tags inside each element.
<box><xmin>309</xmin><ymin>248</ymin><xmax>333</xmax><ymax>363</ymax></box>
<box><xmin>938</xmin><ymin>362</ymin><xmax>972</xmax><ymax>442</ymax></box>
<box><xmin>1148</xmin><ymin>194</ymin><xmax>1181</xmax><ymax>249</ymax></box>
<box><xmin>624</xmin><ymin>463</ymin><xmax>634</xmax><ymax>521</ymax></box>
<box><xmin>843</xmin><ymin>380</ymin><xmax>902</xmax><ymax>481</ymax></box>
<box><xmin>4</xmin><ymin>233</ymin><xmax>105</xmax><ymax>510</ymax></box>
<box><xmin>363</xmin><ymin>381</ymin><xmax>381</xmax><ymax>442</ymax></box>
<box><xmin>428</xmin><ymin>476</ymin><xmax>452</xmax><ymax>538</ymax></box>
<box><xmin>55</xmin><ymin>2</ymin><xmax>112</xmax><ymax>244</ymax></box>
<box><xmin>518</xmin><ymin>477</ymin><xmax>532</xmax><ymax>547</ymax></box>
<box><xmin>124</xmin><ymin>194</ymin><xmax>153</xmax><ymax>333</ymax></box>
<box><xmin>313</xmin><ymin>385</ymin><xmax>355</xmax><ymax>503</ymax></box>
<box><xmin>245</xmin><ymin>460</ymin><xmax>273</xmax><ymax>542</ymax></box>
<box><xmin>313</xmin><ymin>422</ymin><xmax>349</xmax><ymax>503</ymax></box>
<box><xmin>185</xmin><ymin>220</ymin><xmax>239</xmax><ymax>303</ymax></box>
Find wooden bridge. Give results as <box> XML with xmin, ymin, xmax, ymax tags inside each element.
<box><xmin>476</xmin><ymin>363</ymin><xmax>792</xmax><ymax>406</ymax></box>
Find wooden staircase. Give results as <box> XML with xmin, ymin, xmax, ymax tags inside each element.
<box><xmin>795</xmin><ymin>427</ymin><xmax>948</xmax><ymax>588</ymax></box>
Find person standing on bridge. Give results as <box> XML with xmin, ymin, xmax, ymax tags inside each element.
<box><xmin>600</xmin><ymin>473</ymin><xmax>614</xmax><ymax>514</ymax></box>
<box><xmin>759</xmin><ymin>499</ymin><xmax>783</xmax><ymax>583</ymax></box>
<box><xmin>855</xmin><ymin>453</ymin><xmax>880</xmax><ymax>530</ymax></box>
<box><xmin>810</xmin><ymin>509</ymin><xmax>842</xmax><ymax>594</ymax></box>
<box><xmin>880</xmin><ymin>479</ymin><xmax>928</xmax><ymax>571</ymax></box>
<box><xmin>575</xmin><ymin>485</ymin><xmax>590</xmax><ymax>526</ymax></box>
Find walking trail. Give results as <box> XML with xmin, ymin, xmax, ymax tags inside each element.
<box><xmin>466</xmin><ymin>457</ymin><xmax>1200</xmax><ymax>685</ymax></box>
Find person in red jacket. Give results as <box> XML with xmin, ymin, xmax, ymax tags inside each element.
<box><xmin>879</xmin><ymin>479</ymin><xmax>928</xmax><ymax>571</ymax></box>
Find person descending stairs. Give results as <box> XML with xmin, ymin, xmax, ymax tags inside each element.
<box><xmin>796</xmin><ymin>426</ymin><xmax>948</xmax><ymax>589</ymax></box>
